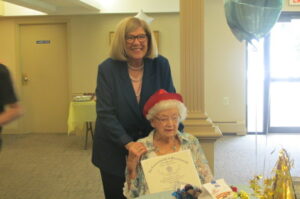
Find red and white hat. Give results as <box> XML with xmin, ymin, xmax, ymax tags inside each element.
<box><xmin>143</xmin><ymin>89</ymin><xmax>183</xmax><ymax>117</ymax></box>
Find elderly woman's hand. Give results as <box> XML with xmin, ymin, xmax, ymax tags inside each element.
<box><xmin>125</xmin><ymin>142</ymin><xmax>147</xmax><ymax>179</ymax></box>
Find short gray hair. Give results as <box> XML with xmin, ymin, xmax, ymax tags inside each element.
<box><xmin>109</xmin><ymin>17</ymin><xmax>158</xmax><ymax>61</ymax></box>
<box><xmin>146</xmin><ymin>100</ymin><xmax>187</xmax><ymax>122</ymax></box>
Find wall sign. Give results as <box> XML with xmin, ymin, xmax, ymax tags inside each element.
<box><xmin>36</xmin><ymin>40</ymin><xmax>51</xmax><ymax>44</ymax></box>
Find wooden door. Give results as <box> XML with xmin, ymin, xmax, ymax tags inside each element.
<box><xmin>20</xmin><ymin>23</ymin><xmax>69</xmax><ymax>133</ymax></box>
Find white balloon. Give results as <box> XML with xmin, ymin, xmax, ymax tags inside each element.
<box><xmin>134</xmin><ymin>10</ymin><xmax>154</xmax><ymax>24</ymax></box>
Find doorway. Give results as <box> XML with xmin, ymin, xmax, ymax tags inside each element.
<box><xmin>19</xmin><ymin>23</ymin><xmax>69</xmax><ymax>133</ymax></box>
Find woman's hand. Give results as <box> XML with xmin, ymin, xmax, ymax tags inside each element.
<box><xmin>125</xmin><ymin>142</ymin><xmax>147</xmax><ymax>179</ymax></box>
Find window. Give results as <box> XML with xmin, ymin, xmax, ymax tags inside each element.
<box><xmin>247</xmin><ymin>12</ymin><xmax>300</xmax><ymax>133</ymax></box>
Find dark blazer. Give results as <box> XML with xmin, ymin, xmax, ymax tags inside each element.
<box><xmin>92</xmin><ymin>55</ymin><xmax>177</xmax><ymax>177</ymax></box>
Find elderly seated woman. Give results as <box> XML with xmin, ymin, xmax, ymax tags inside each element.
<box><xmin>123</xmin><ymin>89</ymin><xmax>213</xmax><ymax>198</ymax></box>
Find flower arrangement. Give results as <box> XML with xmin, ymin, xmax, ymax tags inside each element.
<box><xmin>172</xmin><ymin>184</ymin><xmax>202</xmax><ymax>199</ymax></box>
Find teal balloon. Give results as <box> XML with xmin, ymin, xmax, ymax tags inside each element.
<box><xmin>224</xmin><ymin>0</ymin><xmax>283</xmax><ymax>42</ymax></box>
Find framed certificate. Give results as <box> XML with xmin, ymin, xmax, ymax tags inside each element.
<box><xmin>141</xmin><ymin>150</ymin><xmax>201</xmax><ymax>194</ymax></box>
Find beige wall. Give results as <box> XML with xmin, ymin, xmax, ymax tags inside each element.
<box><xmin>0</xmin><ymin>14</ymin><xmax>180</xmax><ymax>95</ymax></box>
<box><xmin>0</xmin><ymin>1</ymin><xmax>4</xmax><ymax>16</ymax></box>
<box><xmin>204</xmin><ymin>0</ymin><xmax>246</xmax><ymax>134</ymax></box>
<box><xmin>0</xmin><ymin>13</ymin><xmax>180</xmax><ymax>132</ymax></box>
<box><xmin>1</xmin><ymin>0</ymin><xmax>299</xmax><ymax>133</ymax></box>
<box><xmin>283</xmin><ymin>0</ymin><xmax>300</xmax><ymax>11</ymax></box>
<box><xmin>70</xmin><ymin>13</ymin><xmax>180</xmax><ymax>94</ymax></box>
<box><xmin>204</xmin><ymin>0</ymin><xmax>300</xmax><ymax>134</ymax></box>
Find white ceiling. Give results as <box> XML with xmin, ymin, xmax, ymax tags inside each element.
<box><xmin>3</xmin><ymin>0</ymin><xmax>101</xmax><ymax>15</ymax></box>
<box><xmin>2</xmin><ymin>0</ymin><xmax>179</xmax><ymax>16</ymax></box>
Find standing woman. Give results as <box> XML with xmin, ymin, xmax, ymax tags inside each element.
<box><xmin>92</xmin><ymin>17</ymin><xmax>180</xmax><ymax>199</ymax></box>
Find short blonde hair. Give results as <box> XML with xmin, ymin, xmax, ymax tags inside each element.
<box><xmin>109</xmin><ymin>17</ymin><xmax>158</xmax><ymax>61</ymax></box>
<box><xmin>146</xmin><ymin>100</ymin><xmax>187</xmax><ymax>122</ymax></box>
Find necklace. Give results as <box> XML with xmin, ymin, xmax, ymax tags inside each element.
<box><xmin>129</xmin><ymin>74</ymin><xmax>142</xmax><ymax>82</ymax></box>
<box><xmin>128</xmin><ymin>63</ymin><xmax>144</xmax><ymax>82</ymax></box>
<box><xmin>128</xmin><ymin>63</ymin><xmax>144</xmax><ymax>71</ymax></box>
<box><xmin>153</xmin><ymin>134</ymin><xmax>178</xmax><ymax>153</ymax></box>
<box><xmin>154</xmin><ymin>145</ymin><xmax>177</xmax><ymax>153</ymax></box>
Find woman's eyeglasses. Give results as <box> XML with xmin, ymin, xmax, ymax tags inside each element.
<box><xmin>126</xmin><ymin>34</ymin><xmax>147</xmax><ymax>43</ymax></box>
<box><xmin>154</xmin><ymin>116</ymin><xmax>180</xmax><ymax>124</ymax></box>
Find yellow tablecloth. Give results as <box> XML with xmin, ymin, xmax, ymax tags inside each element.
<box><xmin>67</xmin><ymin>100</ymin><xmax>96</xmax><ymax>134</ymax></box>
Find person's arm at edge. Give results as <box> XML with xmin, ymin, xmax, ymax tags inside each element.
<box><xmin>0</xmin><ymin>103</ymin><xmax>23</xmax><ymax>126</ymax></box>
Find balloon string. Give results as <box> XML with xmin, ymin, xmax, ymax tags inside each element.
<box><xmin>263</xmin><ymin>40</ymin><xmax>271</xmax><ymax>178</ymax></box>
<box><xmin>251</xmin><ymin>39</ymin><xmax>258</xmax><ymax>177</ymax></box>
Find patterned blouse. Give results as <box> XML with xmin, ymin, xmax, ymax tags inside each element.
<box><xmin>123</xmin><ymin>130</ymin><xmax>214</xmax><ymax>198</ymax></box>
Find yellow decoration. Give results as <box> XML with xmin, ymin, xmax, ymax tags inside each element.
<box><xmin>233</xmin><ymin>190</ymin><xmax>250</xmax><ymax>199</ymax></box>
<box><xmin>249</xmin><ymin>149</ymin><xmax>296</xmax><ymax>199</ymax></box>
<box><xmin>272</xmin><ymin>149</ymin><xmax>296</xmax><ymax>199</ymax></box>
<box><xmin>239</xmin><ymin>191</ymin><xmax>250</xmax><ymax>199</ymax></box>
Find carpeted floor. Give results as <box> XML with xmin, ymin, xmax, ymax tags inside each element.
<box><xmin>0</xmin><ymin>133</ymin><xmax>104</xmax><ymax>199</ymax></box>
<box><xmin>215</xmin><ymin>134</ymin><xmax>300</xmax><ymax>185</ymax></box>
<box><xmin>0</xmin><ymin>133</ymin><xmax>299</xmax><ymax>199</ymax></box>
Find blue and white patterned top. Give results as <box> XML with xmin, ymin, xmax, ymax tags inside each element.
<box><xmin>123</xmin><ymin>130</ymin><xmax>214</xmax><ymax>198</ymax></box>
